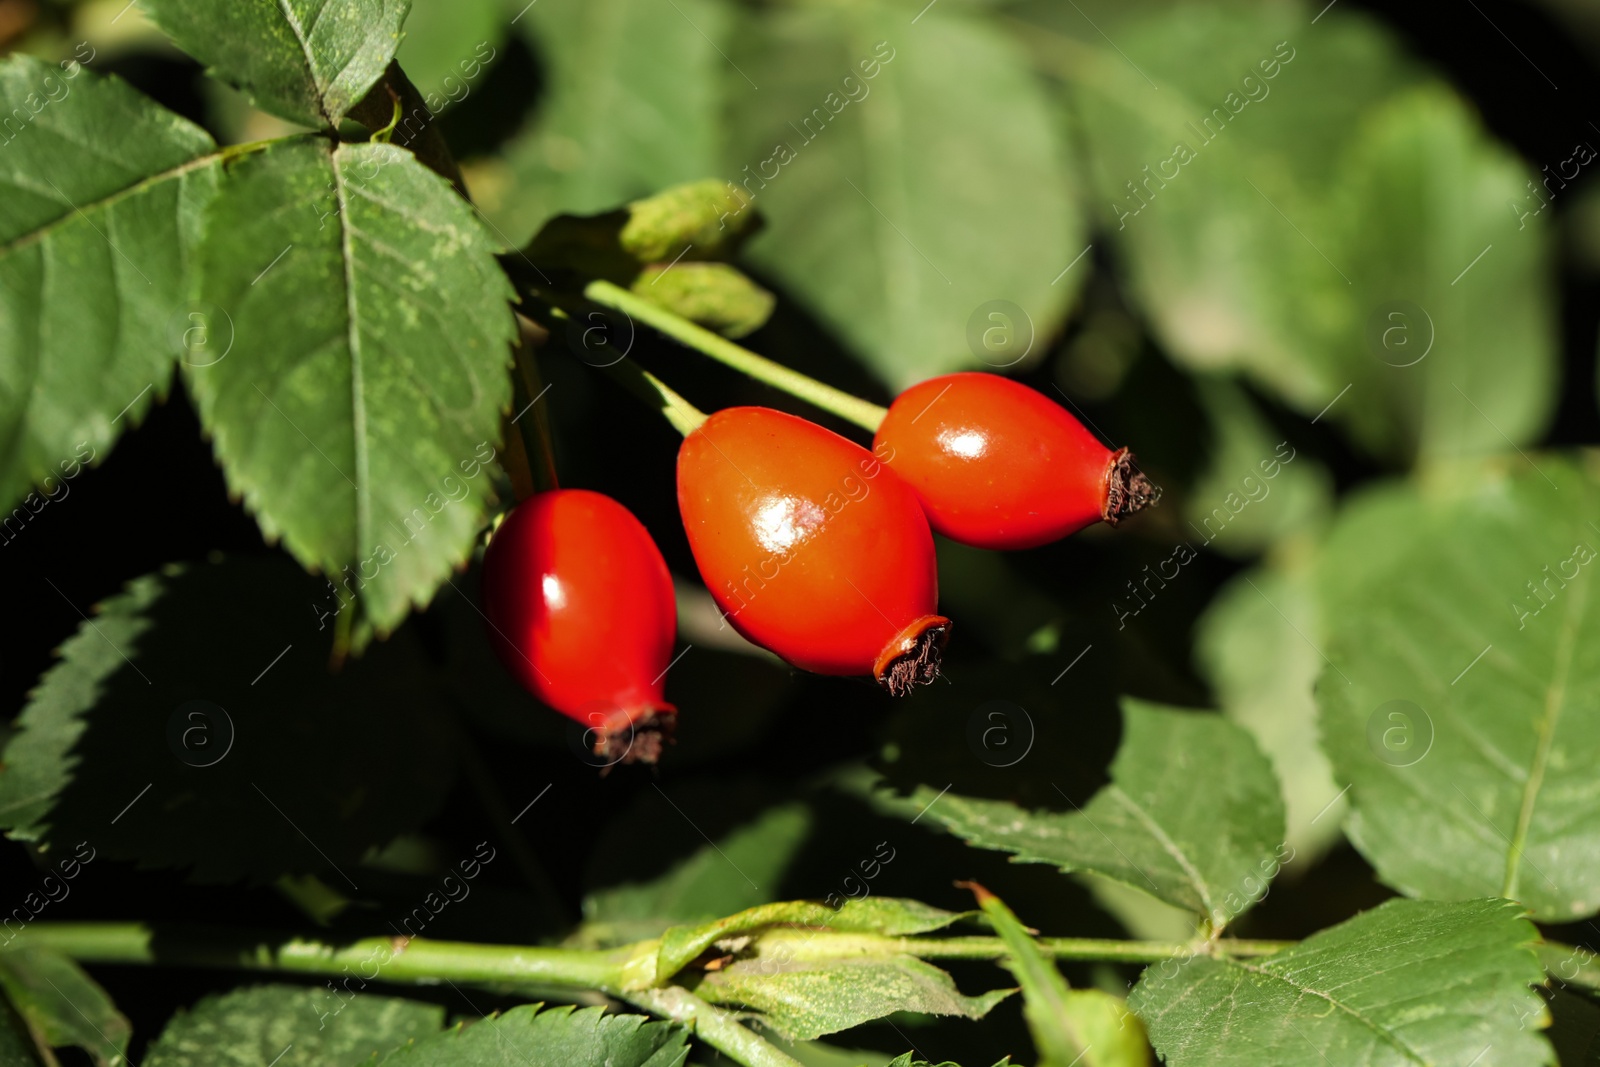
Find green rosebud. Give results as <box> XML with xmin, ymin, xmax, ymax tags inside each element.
<box><xmin>620</xmin><ymin>180</ymin><xmax>759</xmax><ymax>264</ymax></box>
<box><xmin>632</xmin><ymin>261</ymin><xmax>775</xmax><ymax>339</ymax></box>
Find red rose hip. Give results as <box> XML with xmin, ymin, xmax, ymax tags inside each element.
<box><xmin>677</xmin><ymin>407</ymin><xmax>949</xmax><ymax>694</ymax></box>
<box><xmin>481</xmin><ymin>488</ymin><xmax>677</xmax><ymax>763</ymax></box>
<box><xmin>874</xmin><ymin>372</ymin><xmax>1155</xmax><ymax>551</ymax></box>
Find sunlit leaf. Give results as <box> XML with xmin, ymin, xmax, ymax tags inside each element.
<box><xmin>0</xmin><ymin>56</ymin><xmax>220</xmax><ymax>515</ymax></box>
<box><xmin>187</xmin><ymin>138</ymin><xmax>515</xmax><ymax>639</ymax></box>
<box><xmin>1318</xmin><ymin>454</ymin><xmax>1600</xmax><ymax>920</ymax></box>
<box><xmin>1131</xmin><ymin>898</ymin><xmax>1551</xmax><ymax>1066</ymax></box>
<box><xmin>142</xmin><ymin>0</ymin><xmax>410</xmax><ymax>128</ymax></box>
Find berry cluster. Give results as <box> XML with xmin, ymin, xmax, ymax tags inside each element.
<box><xmin>481</xmin><ymin>371</ymin><xmax>1153</xmax><ymax>764</ymax></box>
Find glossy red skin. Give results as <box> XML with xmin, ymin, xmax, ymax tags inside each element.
<box><xmin>481</xmin><ymin>489</ymin><xmax>676</xmax><ymax>726</ymax></box>
<box><xmin>875</xmin><ymin>372</ymin><xmax>1114</xmax><ymax>550</ymax></box>
<box><xmin>678</xmin><ymin>407</ymin><xmax>941</xmax><ymax>678</ymax></box>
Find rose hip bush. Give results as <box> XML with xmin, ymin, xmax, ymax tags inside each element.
<box><xmin>0</xmin><ymin>0</ymin><xmax>1597</xmax><ymax>1065</ymax></box>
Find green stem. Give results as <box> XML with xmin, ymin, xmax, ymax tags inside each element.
<box><xmin>13</xmin><ymin>923</ymin><xmax>632</xmax><ymax>990</ymax></box>
<box><xmin>5</xmin><ymin>923</ymin><xmax>1309</xmax><ymax>1066</ymax></box>
<box><xmin>582</xmin><ymin>280</ymin><xmax>888</xmax><ymax>433</ymax></box>
<box><xmin>619</xmin><ymin>987</ymin><xmax>804</xmax><ymax>1067</ymax></box>
<box><xmin>14</xmin><ymin>923</ymin><xmax>1294</xmax><ymax>982</ymax></box>
<box><xmin>597</xmin><ymin>356</ymin><xmax>708</xmax><ymax>436</ymax></box>
<box><xmin>751</xmin><ymin>930</ymin><xmax>1294</xmax><ymax>965</ymax></box>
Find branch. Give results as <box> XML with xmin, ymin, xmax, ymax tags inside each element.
<box><xmin>5</xmin><ymin>921</ymin><xmax>1311</xmax><ymax>1065</ymax></box>
<box><xmin>12</xmin><ymin>922</ymin><xmax>1294</xmax><ymax>983</ymax></box>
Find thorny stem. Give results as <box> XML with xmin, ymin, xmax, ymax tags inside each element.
<box><xmin>581</xmin><ymin>280</ymin><xmax>889</xmax><ymax>433</ymax></box>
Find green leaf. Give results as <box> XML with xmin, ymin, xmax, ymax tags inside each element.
<box><xmin>778</xmin><ymin>1039</ymin><xmax>905</xmax><ymax>1067</ymax></box>
<box><xmin>1318</xmin><ymin>454</ymin><xmax>1600</xmax><ymax>920</ymax></box>
<box><xmin>620</xmin><ymin>180</ymin><xmax>760</xmax><ymax>264</ymax></box>
<box><xmin>656</xmin><ymin>898</ymin><xmax>973</xmax><ymax>984</ymax></box>
<box><xmin>141</xmin><ymin>0</ymin><xmax>411</xmax><ymax>129</ymax></box>
<box><xmin>1130</xmin><ymin>898</ymin><xmax>1552</xmax><ymax>1067</ymax></box>
<box><xmin>394</xmin><ymin>0</ymin><xmax>503</xmax><ymax>111</ymax></box>
<box><xmin>0</xmin><ymin>997</ymin><xmax>38</xmax><ymax>1067</ymax></box>
<box><xmin>632</xmin><ymin>262</ymin><xmax>774</xmax><ymax>338</ymax></box>
<box><xmin>1195</xmin><ymin>557</ymin><xmax>1345</xmax><ymax>865</ymax></box>
<box><xmin>0</xmin><ymin>947</ymin><xmax>130</xmax><ymax>1066</ymax></box>
<box><xmin>1045</xmin><ymin>2</ymin><xmax>1412</xmax><ymax>412</ymax></box>
<box><xmin>966</xmin><ymin>884</ymin><xmax>1149</xmax><ymax>1067</ymax></box>
<box><xmin>187</xmin><ymin>138</ymin><xmax>515</xmax><ymax>639</ymax></box>
<box><xmin>1185</xmin><ymin>380</ymin><xmax>1331</xmax><ymax>558</ymax></box>
<box><xmin>871</xmin><ymin>699</ymin><xmax>1285</xmax><ymax>928</ymax></box>
<box><xmin>0</xmin><ymin>55</ymin><xmax>221</xmax><ymax>515</ymax></box>
<box><xmin>143</xmin><ymin>984</ymin><xmax>443</xmax><ymax>1067</ymax></box>
<box><xmin>502</xmin><ymin>0</ymin><xmax>727</xmax><ymax>237</ymax></box>
<box><xmin>693</xmin><ymin>952</ymin><xmax>1010</xmax><ymax>1043</ymax></box>
<box><xmin>1053</xmin><ymin>4</ymin><xmax>1555</xmax><ymax>462</ymax></box>
<box><xmin>582</xmin><ymin>792</ymin><xmax>813</xmax><ymax>944</ymax></box>
<box><xmin>724</xmin><ymin>2</ymin><xmax>1084</xmax><ymax>387</ymax></box>
<box><xmin>1326</xmin><ymin>84</ymin><xmax>1558</xmax><ymax>462</ymax></box>
<box><xmin>0</xmin><ymin>556</ymin><xmax>456</xmax><ymax>882</ymax></box>
<box><xmin>376</xmin><ymin>1003</ymin><xmax>688</xmax><ymax>1067</ymax></box>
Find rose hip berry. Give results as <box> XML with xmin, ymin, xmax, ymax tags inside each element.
<box><xmin>873</xmin><ymin>372</ymin><xmax>1156</xmax><ymax>551</ymax></box>
<box><xmin>677</xmin><ymin>406</ymin><xmax>950</xmax><ymax>694</ymax></box>
<box><xmin>481</xmin><ymin>488</ymin><xmax>677</xmax><ymax>763</ymax></box>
